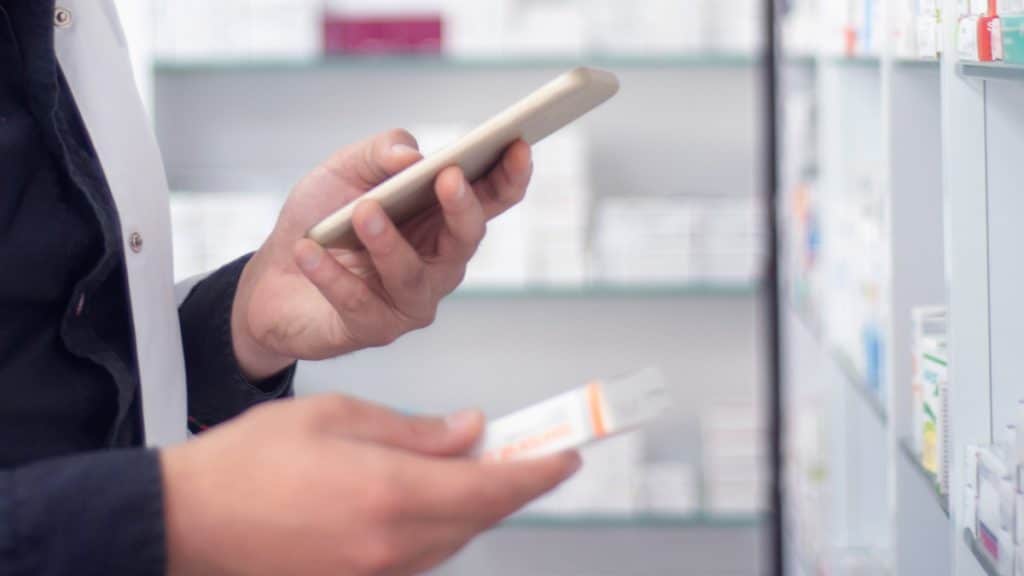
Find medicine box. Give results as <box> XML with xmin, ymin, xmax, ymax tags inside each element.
<box><xmin>1002</xmin><ymin>15</ymin><xmax>1024</xmax><ymax>63</ymax></box>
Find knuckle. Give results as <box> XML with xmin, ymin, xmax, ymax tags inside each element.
<box><xmin>359</xmin><ymin>535</ymin><xmax>402</xmax><ymax>575</ymax></box>
<box><xmin>400</xmin><ymin>263</ymin><xmax>428</xmax><ymax>293</ymax></box>
<box><xmin>364</xmin><ymin>480</ymin><xmax>403</xmax><ymax>523</ymax></box>
<box><xmin>373</xmin><ymin>330</ymin><xmax>400</xmax><ymax>348</ymax></box>
<box><xmin>469</xmin><ymin>220</ymin><xmax>487</xmax><ymax>245</ymax></box>
<box><xmin>340</xmin><ymin>283</ymin><xmax>376</xmax><ymax>315</ymax></box>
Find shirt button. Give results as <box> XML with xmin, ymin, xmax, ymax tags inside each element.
<box><xmin>53</xmin><ymin>7</ymin><xmax>72</xmax><ymax>29</ymax></box>
<box><xmin>74</xmin><ymin>294</ymin><xmax>86</xmax><ymax>317</ymax></box>
<box><xmin>129</xmin><ymin>232</ymin><xmax>144</xmax><ymax>253</ymax></box>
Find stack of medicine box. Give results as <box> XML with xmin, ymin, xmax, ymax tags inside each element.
<box><xmin>956</xmin><ymin>0</ymin><xmax>1024</xmax><ymax>63</ymax></box>
<box><xmin>170</xmin><ymin>191</ymin><xmax>280</xmax><ymax>282</ymax></box>
<box><xmin>910</xmin><ymin>307</ymin><xmax>950</xmax><ymax>495</ymax></box>
<box><xmin>702</xmin><ymin>403</ymin><xmax>767</xmax><ymax>514</ymax></box>
<box><xmin>591</xmin><ymin>196</ymin><xmax>763</xmax><ymax>286</ymax></box>
<box><xmin>960</xmin><ymin>400</ymin><xmax>1024</xmax><ymax>575</ymax></box>
<box><xmin>964</xmin><ymin>425</ymin><xmax>1019</xmax><ymax>575</ymax></box>
<box><xmin>525</xmin><ymin>433</ymin><xmax>645</xmax><ymax>517</ymax></box>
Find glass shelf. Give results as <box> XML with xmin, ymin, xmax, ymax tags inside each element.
<box><xmin>894</xmin><ymin>57</ymin><xmax>941</xmax><ymax>68</ymax></box>
<box><xmin>783</xmin><ymin>54</ymin><xmax>817</xmax><ymax>67</ymax></box>
<box><xmin>504</xmin><ymin>511</ymin><xmax>766</xmax><ymax>529</ymax></box>
<box><xmin>831</xmin><ymin>350</ymin><xmax>888</xmax><ymax>425</ymax></box>
<box><xmin>153</xmin><ymin>52</ymin><xmax>759</xmax><ymax>74</ymax></box>
<box><xmin>958</xmin><ymin>61</ymin><xmax>1024</xmax><ymax>82</ymax></box>
<box><xmin>823</xmin><ymin>54</ymin><xmax>882</xmax><ymax>67</ymax></box>
<box><xmin>964</xmin><ymin>528</ymin><xmax>1000</xmax><ymax>576</ymax></box>
<box><xmin>451</xmin><ymin>282</ymin><xmax>760</xmax><ymax>300</ymax></box>
<box><xmin>898</xmin><ymin>438</ymin><xmax>950</xmax><ymax>518</ymax></box>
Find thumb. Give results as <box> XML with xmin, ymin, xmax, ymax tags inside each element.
<box><xmin>304</xmin><ymin>395</ymin><xmax>484</xmax><ymax>457</ymax></box>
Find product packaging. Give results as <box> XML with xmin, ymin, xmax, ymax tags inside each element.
<box><xmin>473</xmin><ymin>367</ymin><xmax>669</xmax><ymax>462</ymax></box>
<box><xmin>961</xmin><ymin>16</ymin><xmax>983</xmax><ymax>60</ymax></box>
<box><xmin>1002</xmin><ymin>15</ymin><xmax>1024</xmax><ymax>63</ymax></box>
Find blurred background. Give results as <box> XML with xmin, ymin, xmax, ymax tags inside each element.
<box><xmin>116</xmin><ymin>1</ymin><xmax>771</xmax><ymax>574</ymax></box>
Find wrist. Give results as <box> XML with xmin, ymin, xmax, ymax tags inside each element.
<box><xmin>231</xmin><ymin>257</ymin><xmax>295</xmax><ymax>381</ymax></box>
<box><xmin>161</xmin><ymin>447</ymin><xmax>201</xmax><ymax>576</ymax></box>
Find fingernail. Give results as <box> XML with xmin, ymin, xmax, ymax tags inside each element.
<box><xmin>297</xmin><ymin>242</ymin><xmax>322</xmax><ymax>272</ymax></box>
<box><xmin>391</xmin><ymin>143</ymin><xmax>419</xmax><ymax>157</ymax></box>
<box><xmin>454</xmin><ymin>179</ymin><xmax>469</xmax><ymax>204</ymax></box>
<box><xmin>363</xmin><ymin>212</ymin><xmax>386</xmax><ymax>237</ymax></box>
<box><xmin>445</xmin><ymin>410</ymin><xmax>479</xmax><ymax>434</ymax></box>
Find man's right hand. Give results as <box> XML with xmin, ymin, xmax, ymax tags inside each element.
<box><xmin>160</xmin><ymin>395</ymin><xmax>580</xmax><ymax>576</ymax></box>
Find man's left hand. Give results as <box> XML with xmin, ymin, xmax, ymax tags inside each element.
<box><xmin>229</xmin><ymin>129</ymin><xmax>533</xmax><ymax>380</ymax></box>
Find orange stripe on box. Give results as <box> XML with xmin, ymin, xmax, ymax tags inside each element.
<box><xmin>587</xmin><ymin>382</ymin><xmax>608</xmax><ymax>438</ymax></box>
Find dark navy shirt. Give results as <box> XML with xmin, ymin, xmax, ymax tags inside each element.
<box><xmin>0</xmin><ymin>2</ymin><xmax>294</xmax><ymax>574</ymax></box>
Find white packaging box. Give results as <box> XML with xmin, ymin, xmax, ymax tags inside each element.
<box><xmin>170</xmin><ymin>194</ymin><xmax>209</xmax><ymax>281</ymax></box>
<box><xmin>446</xmin><ymin>0</ymin><xmax>586</xmax><ymax>57</ymax></box>
<box><xmin>522</xmin><ymin>130</ymin><xmax>590</xmax><ymax>286</ymax></box>
<box><xmin>917</xmin><ymin>14</ymin><xmax>941</xmax><ymax>58</ymax></box>
<box><xmin>443</xmin><ymin>0</ymin><xmax>507</xmax><ymax>57</ymax></box>
<box><xmin>585</xmin><ymin>0</ymin><xmax>706</xmax><ymax>56</ymax></box>
<box><xmin>705</xmin><ymin>479</ymin><xmax>767</xmax><ymax>514</ymax></box>
<box><xmin>463</xmin><ymin>204</ymin><xmax>528</xmax><ymax>288</ymax></box>
<box><xmin>639</xmin><ymin>462</ymin><xmax>700</xmax><ymax>515</ymax></box>
<box><xmin>504</xmin><ymin>0</ymin><xmax>587</xmax><ymax>57</ymax></box>
<box><xmin>704</xmin><ymin>0</ymin><xmax>764</xmax><ymax>53</ymax></box>
<box><xmin>170</xmin><ymin>191</ymin><xmax>280</xmax><ymax>282</ymax></box>
<box><xmin>959</xmin><ymin>16</ymin><xmax>982</xmax><ymax>61</ymax></box>
<box><xmin>999</xmin><ymin>0</ymin><xmax>1024</xmax><ymax>15</ymax></box>
<box><xmin>1017</xmin><ymin>545</ymin><xmax>1024</xmax><ymax>576</ymax></box>
<box><xmin>156</xmin><ymin>0</ymin><xmax>321</xmax><ymax>61</ymax></box>
<box><xmin>892</xmin><ymin>0</ymin><xmax>920</xmax><ymax>58</ymax></box>
<box><xmin>525</xmin><ymin>432</ymin><xmax>645</xmax><ymax>516</ymax></box>
<box><xmin>325</xmin><ymin>0</ymin><xmax>444</xmax><ymax>16</ymax></box>
<box><xmin>247</xmin><ymin>0</ymin><xmax>321</xmax><ymax>60</ymax></box>
<box><xmin>593</xmin><ymin>197</ymin><xmax>695</xmax><ymax>284</ymax></box>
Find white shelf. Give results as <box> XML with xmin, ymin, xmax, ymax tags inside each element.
<box><xmin>778</xmin><ymin>1</ymin><xmax>1021</xmax><ymax>574</ymax></box>
<box><xmin>958</xmin><ymin>61</ymin><xmax>1024</xmax><ymax>82</ymax></box>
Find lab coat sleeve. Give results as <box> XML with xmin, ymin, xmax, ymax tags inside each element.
<box><xmin>177</xmin><ymin>254</ymin><xmax>295</xmax><ymax>432</ymax></box>
<box><xmin>0</xmin><ymin>448</ymin><xmax>165</xmax><ymax>576</ymax></box>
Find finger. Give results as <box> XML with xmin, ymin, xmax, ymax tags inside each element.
<box><xmin>293</xmin><ymin>238</ymin><xmax>400</xmax><ymax>350</ymax></box>
<box><xmin>323</xmin><ymin>129</ymin><xmax>423</xmax><ymax>190</ymax></box>
<box><xmin>408</xmin><ymin>451</ymin><xmax>583</xmax><ymax>524</ymax></box>
<box><xmin>302</xmin><ymin>394</ymin><xmax>485</xmax><ymax>457</ymax></box>
<box><xmin>434</xmin><ymin>166</ymin><xmax>486</xmax><ymax>263</ymax></box>
<box><xmin>472</xmin><ymin>140</ymin><xmax>532</xmax><ymax>220</ymax></box>
<box><xmin>352</xmin><ymin>200</ymin><xmax>435</xmax><ymax>320</ymax></box>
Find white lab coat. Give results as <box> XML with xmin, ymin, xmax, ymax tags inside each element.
<box><xmin>54</xmin><ymin>1</ymin><xmax>188</xmax><ymax>446</ymax></box>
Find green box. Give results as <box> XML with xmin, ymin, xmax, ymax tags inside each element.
<box><xmin>1003</xmin><ymin>14</ymin><xmax>1024</xmax><ymax>64</ymax></box>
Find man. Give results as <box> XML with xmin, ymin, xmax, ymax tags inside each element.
<box><xmin>0</xmin><ymin>2</ymin><xmax>580</xmax><ymax>575</ymax></box>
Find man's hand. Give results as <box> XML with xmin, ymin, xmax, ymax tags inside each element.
<box><xmin>230</xmin><ymin>130</ymin><xmax>533</xmax><ymax>379</ymax></box>
<box><xmin>162</xmin><ymin>395</ymin><xmax>580</xmax><ymax>576</ymax></box>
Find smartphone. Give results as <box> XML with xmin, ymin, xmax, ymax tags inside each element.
<box><xmin>306</xmin><ymin>67</ymin><xmax>620</xmax><ymax>249</ymax></box>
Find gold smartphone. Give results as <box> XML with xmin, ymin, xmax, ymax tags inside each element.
<box><xmin>306</xmin><ymin>67</ymin><xmax>620</xmax><ymax>249</ymax></box>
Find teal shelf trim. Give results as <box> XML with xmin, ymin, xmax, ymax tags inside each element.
<box><xmin>504</xmin><ymin>511</ymin><xmax>766</xmax><ymax>529</ymax></box>
<box><xmin>154</xmin><ymin>53</ymin><xmax>760</xmax><ymax>74</ymax></box>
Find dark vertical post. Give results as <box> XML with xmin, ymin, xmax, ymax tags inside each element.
<box><xmin>762</xmin><ymin>0</ymin><xmax>784</xmax><ymax>574</ymax></box>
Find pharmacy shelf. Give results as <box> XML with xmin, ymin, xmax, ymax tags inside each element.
<box><xmin>897</xmin><ymin>439</ymin><xmax>949</xmax><ymax>518</ymax></box>
<box><xmin>451</xmin><ymin>282</ymin><xmax>760</xmax><ymax>300</ymax></box>
<box><xmin>153</xmin><ymin>52</ymin><xmax>759</xmax><ymax>74</ymax></box>
<box><xmin>893</xmin><ymin>56</ymin><xmax>941</xmax><ymax>68</ymax></box>
<box><xmin>787</xmin><ymin>297</ymin><xmax>887</xmax><ymax>424</ymax></box>
<box><xmin>831</xmin><ymin>349</ymin><xmax>888</xmax><ymax>425</ymax></box>
<box><xmin>957</xmin><ymin>61</ymin><xmax>1024</xmax><ymax>82</ymax></box>
<box><xmin>963</xmin><ymin>529</ymin><xmax>1000</xmax><ymax>576</ymax></box>
<box><xmin>506</xmin><ymin>511</ymin><xmax>765</xmax><ymax>530</ymax></box>
<box><xmin>822</xmin><ymin>54</ymin><xmax>882</xmax><ymax>67</ymax></box>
